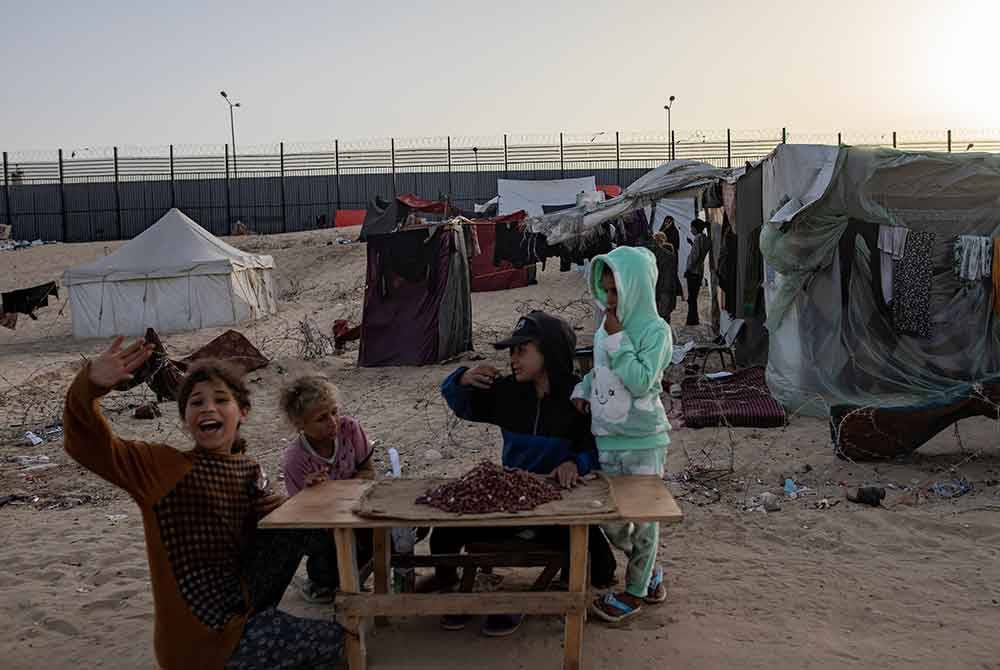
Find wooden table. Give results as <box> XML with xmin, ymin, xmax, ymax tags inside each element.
<box><xmin>260</xmin><ymin>476</ymin><xmax>683</xmax><ymax>670</ymax></box>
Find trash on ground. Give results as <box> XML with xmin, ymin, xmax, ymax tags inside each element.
<box><xmin>847</xmin><ymin>486</ymin><xmax>886</xmax><ymax>506</ymax></box>
<box><xmin>929</xmin><ymin>479</ymin><xmax>973</xmax><ymax>499</ymax></box>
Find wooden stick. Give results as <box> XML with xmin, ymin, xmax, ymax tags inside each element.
<box><xmin>372</xmin><ymin>528</ymin><xmax>391</xmax><ymax>628</ymax></box>
<box><xmin>334</xmin><ymin>528</ymin><xmax>367</xmax><ymax>670</ymax></box>
<box><xmin>335</xmin><ymin>591</ymin><xmax>586</xmax><ymax>618</ymax></box>
<box><xmin>563</xmin><ymin>525</ymin><xmax>589</xmax><ymax>670</ymax></box>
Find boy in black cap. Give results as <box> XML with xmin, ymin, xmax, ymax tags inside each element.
<box><xmin>423</xmin><ymin>310</ymin><xmax>616</xmax><ymax>637</ymax></box>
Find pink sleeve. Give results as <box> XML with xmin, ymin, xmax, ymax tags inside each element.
<box><xmin>282</xmin><ymin>442</ymin><xmax>309</xmax><ymax>497</ymax></box>
<box><xmin>345</xmin><ymin>418</ymin><xmax>374</xmax><ymax>469</ymax></box>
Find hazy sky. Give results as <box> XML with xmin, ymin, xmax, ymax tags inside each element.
<box><xmin>1</xmin><ymin>0</ymin><xmax>997</xmax><ymax>151</ymax></box>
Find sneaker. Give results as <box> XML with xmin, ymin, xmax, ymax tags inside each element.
<box><xmin>439</xmin><ymin>615</ymin><xmax>468</xmax><ymax>631</ymax></box>
<box><xmin>481</xmin><ymin>614</ymin><xmax>524</xmax><ymax>637</ymax></box>
<box><xmin>300</xmin><ymin>579</ymin><xmax>336</xmax><ymax>605</ymax></box>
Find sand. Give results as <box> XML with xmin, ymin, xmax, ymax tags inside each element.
<box><xmin>1</xmin><ymin>228</ymin><xmax>999</xmax><ymax>669</ymax></box>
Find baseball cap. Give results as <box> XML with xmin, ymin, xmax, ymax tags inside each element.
<box><xmin>493</xmin><ymin>315</ymin><xmax>543</xmax><ymax>350</ymax></box>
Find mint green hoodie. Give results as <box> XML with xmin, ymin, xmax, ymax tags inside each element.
<box><xmin>572</xmin><ymin>246</ymin><xmax>673</xmax><ymax>451</ymax></box>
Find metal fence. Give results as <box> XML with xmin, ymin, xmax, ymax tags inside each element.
<box><xmin>3</xmin><ymin>128</ymin><xmax>999</xmax><ymax>242</ymax></box>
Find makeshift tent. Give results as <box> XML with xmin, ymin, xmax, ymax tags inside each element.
<box><xmin>498</xmin><ymin>177</ymin><xmax>597</xmax><ymax>216</ymax></box>
<box><xmin>759</xmin><ymin>144</ymin><xmax>1000</xmax><ymax>415</ymax></box>
<box><xmin>469</xmin><ymin>212</ymin><xmax>533</xmax><ymax>292</ymax></box>
<box><xmin>63</xmin><ymin>208</ymin><xmax>276</xmax><ymax>338</ymax></box>
<box><xmin>359</xmin><ymin>197</ymin><xmax>473</xmax><ymax>366</ymax></box>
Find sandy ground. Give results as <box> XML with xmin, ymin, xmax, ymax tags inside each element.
<box><xmin>1</xmin><ymin>228</ymin><xmax>999</xmax><ymax>670</ymax></box>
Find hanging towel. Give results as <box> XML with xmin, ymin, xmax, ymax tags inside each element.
<box><xmin>878</xmin><ymin>225</ymin><xmax>909</xmax><ymax>260</ymax></box>
<box><xmin>892</xmin><ymin>231</ymin><xmax>935</xmax><ymax>337</ymax></box>
<box><xmin>993</xmin><ymin>238</ymin><xmax>1000</xmax><ymax>315</ymax></box>
<box><xmin>953</xmin><ymin>235</ymin><xmax>992</xmax><ymax>282</ymax></box>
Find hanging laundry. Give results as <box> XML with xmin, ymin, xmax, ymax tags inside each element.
<box><xmin>994</xmin><ymin>238</ymin><xmax>1000</xmax><ymax>315</ymax></box>
<box><xmin>877</xmin><ymin>225</ymin><xmax>909</xmax><ymax>302</ymax></box>
<box><xmin>952</xmin><ymin>235</ymin><xmax>992</xmax><ymax>282</ymax></box>
<box><xmin>892</xmin><ymin>231</ymin><xmax>935</xmax><ymax>337</ymax></box>
<box><xmin>1</xmin><ymin>281</ymin><xmax>59</xmax><ymax>320</ymax></box>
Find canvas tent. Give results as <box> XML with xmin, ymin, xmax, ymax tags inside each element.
<box><xmin>759</xmin><ymin>144</ymin><xmax>1000</xmax><ymax>415</ymax></box>
<box><xmin>64</xmin><ymin>208</ymin><xmax>276</xmax><ymax>338</ymax></box>
<box><xmin>359</xmin><ymin>196</ymin><xmax>473</xmax><ymax>366</ymax></box>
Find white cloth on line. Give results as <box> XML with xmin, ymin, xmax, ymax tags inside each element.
<box><xmin>878</xmin><ymin>225</ymin><xmax>909</xmax><ymax>260</ymax></box>
<box><xmin>954</xmin><ymin>235</ymin><xmax>992</xmax><ymax>282</ymax></box>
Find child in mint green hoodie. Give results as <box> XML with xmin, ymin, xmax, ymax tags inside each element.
<box><xmin>572</xmin><ymin>245</ymin><xmax>672</xmax><ymax>623</ymax></box>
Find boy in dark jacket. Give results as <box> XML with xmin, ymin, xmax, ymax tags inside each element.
<box><xmin>426</xmin><ymin>311</ymin><xmax>616</xmax><ymax>637</ymax></box>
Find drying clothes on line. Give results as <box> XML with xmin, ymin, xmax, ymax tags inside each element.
<box><xmin>621</xmin><ymin>208</ymin><xmax>651</xmax><ymax>247</ymax></box>
<box><xmin>892</xmin><ymin>231</ymin><xmax>935</xmax><ymax>337</ymax></box>
<box><xmin>952</xmin><ymin>235</ymin><xmax>992</xmax><ymax>282</ymax></box>
<box><xmin>1</xmin><ymin>281</ymin><xmax>59</xmax><ymax>319</ymax></box>
<box><xmin>993</xmin><ymin>238</ymin><xmax>1000</xmax><ymax>315</ymax></box>
<box><xmin>877</xmin><ymin>225</ymin><xmax>909</xmax><ymax>260</ymax></box>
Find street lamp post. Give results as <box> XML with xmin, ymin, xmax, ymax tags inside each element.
<box><xmin>663</xmin><ymin>95</ymin><xmax>675</xmax><ymax>160</ymax></box>
<box><xmin>220</xmin><ymin>91</ymin><xmax>241</xmax><ymax>175</ymax></box>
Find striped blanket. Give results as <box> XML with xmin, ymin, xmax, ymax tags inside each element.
<box><xmin>681</xmin><ymin>366</ymin><xmax>787</xmax><ymax>429</ymax></box>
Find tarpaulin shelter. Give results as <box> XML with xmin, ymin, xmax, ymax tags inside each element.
<box><xmin>497</xmin><ymin>177</ymin><xmax>598</xmax><ymax>216</ymax></box>
<box><xmin>359</xmin><ymin>196</ymin><xmax>473</xmax><ymax>366</ymax></box>
<box><xmin>469</xmin><ymin>211</ymin><xmax>533</xmax><ymax>292</ymax></box>
<box><xmin>63</xmin><ymin>208</ymin><xmax>276</xmax><ymax>338</ymax></box>
<box><xmin>758</xmin><ymin>144</ymin><xmax>1000</xmax><ymax>416</ymax></box>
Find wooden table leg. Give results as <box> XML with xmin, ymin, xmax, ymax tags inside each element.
<box><xmin>564</xmin><ymin>524</ymin><xmax>588</xmax><ymax>670</ymax></box>
<box><xmin>335</xmin><ymin>527</ymin><xmax>367</xmax><ymax>670</ymax></box>
<box><xmin>373</xmin><ymin>528</ymin><xmax>391</xmax><ymax>627</ymax></box>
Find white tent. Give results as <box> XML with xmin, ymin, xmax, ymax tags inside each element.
<box><xmin>497</xmin><ymin>177</ymin><xmax>597</xmax><ymax>216</ymax></box>
<box><xmin>64</xmin><ymin>208</ymin><xmax>277</xmax><ymax>338</ymax></box>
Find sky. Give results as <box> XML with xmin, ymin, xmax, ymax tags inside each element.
<box><xmin>1</xmin><ymin>0</ymin><xmax>998</xmax><ymax>152</ymax></box>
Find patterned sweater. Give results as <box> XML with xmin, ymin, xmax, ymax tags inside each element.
<box><xmin>63</xmin><ymin>367</ymin><xmax>259</xmax><ymax>670</ymax></box>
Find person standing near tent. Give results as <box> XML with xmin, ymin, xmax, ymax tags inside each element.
<box><xmin>659</xmin><ymin>215</ymin><xmax>681</xmax><ymax>256</ymax></box>
<box><xmin>424</xmin><ymin>311</ymin><xmax>617</xmax><ymax>637</ymax></box>
<box><xmin>571</xmin><ymin>246</ymin><xmax>672</xmax><ymax>624</ymax></box>
<box><xmin>684</xmin><ymin>219</ymin><xmax>711</xmax><ymax>326</ymax></box>
<box><xmin>647</xmin><ymin>232</ymin><xmax>679</xmax><ymax>323</ymax></box>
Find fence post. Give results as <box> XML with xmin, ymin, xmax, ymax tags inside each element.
<box><xmin>726</xmin><ymin>128</ymin><xmax>732</xmax><ymax>168</ymax></box>
<box><xmin>837</xmin><ymin>132</ymin><xmax>842</xmax><ymax>146</ymax></box>
<box><xmin>334</xmin><ymin>139</ymin><xmax>341</xmax><ymax>211</ymax></box>
<box><xmin>615</xmin><ymin>131</ymin><xmax>621</xmax><ymax>186</ymax></box>
<box><xmin>225</xmin><ymin>144</ymin><xmax>232</xmax><ymax>230</ymax></box>
<box><xmin>670</xmin><ymin>130</ymin><xmax>675</xmax><ymax>160</ymax></box>
<box><xmin>169</xmin><ymin>144</ymin><xmax>176</xmax><ymax>208</ymax></box>
<box><xmin>2</xmin><ymin>151</ymin><xmax>10</xmax><ymax>230</ymax></box>
<box><xmin>280</xmin><ymin>141</ymin><xmax>287</xmax><ymax>233</ymax></box>
<box><xmin>113</xmin><ymin>146</ymin><xmax>122</xmax><ymax>239</ymax></box>
<box><xmin>58</xmin><ymin>149</ymin><xmax>68</xmax><ymax>242</ymax></box>
<box><xmin>892</xmin><ymin>131</ymin><xmax>897</xmax><ymax>149</ymax></box>
<box><xmin>782</xmin><ymin>127</ymin><xmax>787</xmax><ymax>144</ymax></box>
<box><xmin>503</xmin><ymin>133</ymin><xmax>508</xmax><ymax>177</ymax></box>
<box><xmin>559</xmin><ymin>132</ymin><xmax>564</xmax><ymax>178</ymax></box>
<box><xmin>947</xmin><ymin>129</ymin><xmax>952</xmax><ymax>153</ymax></box>
<box><xmin>446</xmin><ymin>136</ymin><xmax>452</xmax><ymax>199</ymax></box>
<box><xmin>390</xmin><ymin>137</ymin><xmax>396</xmax><ymax>196</ymax></box>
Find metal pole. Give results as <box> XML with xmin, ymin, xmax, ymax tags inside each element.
<box><xmin>782</xmin><ymin>127</ymin><xmax>787</xmax><ymax>144</ymax></box>
<box><xmin>947</xmin><ymin>129</ymin><xmax>952</xmax><ymax>153</ymax></box>
<box><xmin>670</xmin><ymin>130</ymin><xmax>675</xmax><ymax>161</ymax></box>
<box><xmin>225</xmin><ymin>144</ymin><xmax>232</xmax><ymax>229</ymax></box>
<box><xmin>726</xmin><ymin>128</ymin><xmax>732</xmax><ymax>168</ymax></box>
<box><xmin>559</xmin><ymin>132</ymin><xmax>564</xmax><ymax>178</ymax></box>
<box><xmin>837</xmin><ymin>132</ymin><xmax>842</xmax><ymax>146</ymax></box>
<box><xmin>2</xmin><ymin>151</ymin><xmax>11</xmax><ymax>230</ymax></box>
<box><xmin>390</xmin><ymin>137</ymin><xmax>396</xmax><ymax>196</ymax></box>
<box><xmin>169</xmin><ymin>144</ymin><xmax>176</xmax><ymax>208</ymax></box>
<box><xmin>58</xmin><ymin>149</ymin><xmax>68</xmax><ymax>242</ymax></box>
<box><xmin>229</xmin><ymin>104</ymin><xmax>237</xmax><ymax>176</ymax></box>
<box><xmin>615</xmin><ymin>131</ymin><xmax>621</xmax><ymax>186</ymax></box>
<box><xmin>892</xmin><ymin>131</ymin><xmax>897</xmax><ymax>148</ymax></box>
<box><xmin>446</xmin><ymin>136</ymin><xmax>452</xmax><ymax>199</ymax></box>
<box><xmin>503</xmin><ymin>133</ymin><xmax>508</xmax><ymax>177</ymax></box>
<box><xmin>667</xmin><ymin>107</ymin><xmax>672</xmax><ymax>160</ymax></box>
<box><xmin>280</xmin><ymin>141</ymin><xmax>287</xmax><ymax>233</ymax></box>
<box><xmin>113</xmin><ymin>146</ymin><xmax>122</xmax><ymax>239</ymax></box>
<box><xmin>334</xmin><ymin>139</ymin><xmax>341</xmax><ymax>211</ymax></box>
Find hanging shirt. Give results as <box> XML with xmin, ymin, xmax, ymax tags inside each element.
<box><xmin>893</xmin><ymin>231</ymin><xmax>935</xmax><ymax>337</ymax></box>
<box><xmin>953</xmin><ymin>235</ymin><xmax>993</xmax><ymax>282</ymax></box>
<box><xmin>1</xmin><ymin>281</ymin><xmax>59</xmax><ymax>318</ymax></box>
<box><xmin>877</xmin><ymin>225</ymin><xmax>909</xmax><ymax>304</ymax></box>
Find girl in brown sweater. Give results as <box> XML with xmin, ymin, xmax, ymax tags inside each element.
<box><xmin>64</xmin><ymin>337</ymin><xmax>344</xmax><ymax>669</ymax></box>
